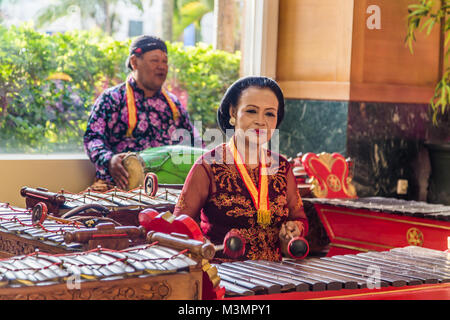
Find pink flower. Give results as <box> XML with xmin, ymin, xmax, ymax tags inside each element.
<box><xmin>149</xmin><ymin>112</ymin><xmax>161</xmax><ymax>127</ymax></box>
<box><xmin>121</xmin><ymin>108</ymin><xmax>129</xmax><ymax>123</ymax></box>
<box><xmin>137</xmin><ymin>120</ymin><xmax>148</xmax><ymax>132</ymax></box>
<box><xmin>91</xmin><ymin>118</ymin><xmax>106</xmax><ymax>134</ymax></box>
<box><xmin>109</xmin><ymin>112</ymin><xmax>118</xmax><ymax>129</ymax></box>
<box><xmin>88</xmin><ymin>139</ymin><xmax>104</xmax><ymax>149</ymax></box>
<box><xmin>111</xmin><ymin>91</ymin><xmax>121</xmax><ymax>103</ymax></box>
<box><xmin>153</xmin><ymin>99</ymin><xmax>167</xmax><ymax>112</ymax></box>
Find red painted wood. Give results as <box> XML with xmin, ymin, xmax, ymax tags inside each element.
<box><xmin>313</xmin><ymin>203</ymin><xmax>450</xmax><ymax>256</ymax></box>
<box><xmin>226</xmin><ymin>283</ymin><xmax>450</xmax><ymax>300</ymax></box>
<box><xmin>302</xmin><ymin>152</ymin><xmax>356</xmax><ymax>198</ymax></box>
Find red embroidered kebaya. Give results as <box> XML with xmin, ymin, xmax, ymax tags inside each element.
<box><xmin>174</xmin><ymin>144</ymin><xmax>308</xmax><ymax>261</ymax></box>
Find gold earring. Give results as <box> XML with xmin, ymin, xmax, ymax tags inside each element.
<box><xmin>229</xmin><ymin>117</ymin><xmax>236</xmax><ymax>126</ymax></box>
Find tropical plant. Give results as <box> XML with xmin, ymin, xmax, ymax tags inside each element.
<box><xmin>166</xmin><ymin>41</ymin><xmax>240</xmax><ymax>128</ymax></box>
<box><xmin>35</xmin><ymin>0</ymin><xmax>145</xmax><ymax>35</ymax></box>
<box><xmin>0</xmin><ymin>24</ymin><xmax>129</xmax><ymax>152</ymax></box>
<box><xmin>0</xmin><ymin>25</ymin><xmax>240</xmax><ymax>153</ymax></box>
<box><xmin>406</xmin><ymin>0</ymin><xmax>449</xmax><ymax>125</ymax></box>
<box><xmin>172</xmin><ymin>0</ymin><xmax>214</xmax><ymax>40</ymax></box>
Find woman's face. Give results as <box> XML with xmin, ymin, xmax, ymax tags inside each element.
<box><xmin>230</xmin><ymin>87</ymin><xmax>279</xmax><ymax>150</ymax></box>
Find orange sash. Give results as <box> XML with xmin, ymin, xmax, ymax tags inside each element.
<box><xmin>125</xmin><ymin>77</ymin><xmax>180</xmax><ymax>138</ymax></box>
<box><xmin>228</xmin><ymin>137</ymin><xmax>271</xmax><ymax>228</ymax></box>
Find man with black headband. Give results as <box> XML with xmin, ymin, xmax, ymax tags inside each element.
<box><xmin>84</xmin><ymin>35</ymin><xmax>201</xmax><ymax>191</ymax></box>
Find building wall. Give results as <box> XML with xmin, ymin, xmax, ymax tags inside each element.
<box><xmin>276</xmin><ymin>0</ymin><xmax>442</xmax><ymax>200</ymax></box>
<box><xmin>0</xmin><ymin>155</ymin><xmax>96</xmax><ymax>207</ymax></box>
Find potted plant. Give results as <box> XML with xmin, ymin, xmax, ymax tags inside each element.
<box><xmin>406</xmin><ymin>0</ymin><xmax>450</xmax><ymax>204</ymax></box>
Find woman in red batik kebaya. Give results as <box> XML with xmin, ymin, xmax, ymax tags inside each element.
<box><xmin>173</xmin><ymin>76</ymin><xmax>308</xmax><ymax>261</ymax></box>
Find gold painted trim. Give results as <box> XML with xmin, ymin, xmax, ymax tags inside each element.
<box><xmin>309</xmin><ymin>283</ymin><xmax>450</xmax><ymax>300</ymax></box>
<box><xmin>334</xmin><ymin>237</ymin><xmax>394</xmax><ymax>250</ymax></box>
<box><xmin>318</xmin><ymin>211</ymin><xmax>335</xmax><ymax>238</ymax></box>
<box><xmin>329</xmin><ymin>243</ymin><xmax>369</xmax><ymax>252</ymax></box>
<box><xmin>321</xmin><ymin>208</ymin><xmax>450</xmax><ymax>230</ymax></box>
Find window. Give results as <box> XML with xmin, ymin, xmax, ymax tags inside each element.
<box><xmin>128</xmin><ymin>19</ymin><xmax>143</xmax><ymax>38</ymax></box>
<box><xmin>0</xmin><ymin>0</ymin><xmax>246</xmax><ymax>154</ymax></box>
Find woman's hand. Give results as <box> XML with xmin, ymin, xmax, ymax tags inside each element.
<box><xmin>109</xmin><ymin>153</ymin><xmax>129</xmax><ymax>190</ymax></box>
<box><xmin>279</xmin><ymin>220</ymin><xmax>305</xmax><ymax>257</ymax></box>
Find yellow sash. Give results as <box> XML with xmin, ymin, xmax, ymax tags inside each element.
<box><xmin>228</xmin><ymin>138</ymin><xmax>271</xmax><ymax>228</ymax></box>
<box><xmin>125</xmin><ymin>78</ymin><xmax>180</xmax><ymax>138</ymax></box>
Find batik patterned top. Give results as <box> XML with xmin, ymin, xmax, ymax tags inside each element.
<box><xmin>84</xmin><ymin>76</ymin><xmax>201</xmax><ymax>182</ymax></box>
<box><xmin>174</xmin><ymin>143</ymin><xmax>308</xmax><ymax>261</ymax></box>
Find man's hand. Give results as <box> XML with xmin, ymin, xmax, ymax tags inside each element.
<box><xmin>109</xmin><ymin>153</ymin><xmax>129</xmax><ymax>190</ymax></box>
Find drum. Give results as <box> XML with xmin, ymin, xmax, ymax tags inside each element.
<box><xmin>122</xmin><ymin>145</ymin><xmax>206</xmax><ymax>190</ymax></box>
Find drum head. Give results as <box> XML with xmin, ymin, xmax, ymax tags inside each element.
<box><xmin>122</xmin><ymin>153</ymin><xmax>145</xmax><ymax>190</ymax></box>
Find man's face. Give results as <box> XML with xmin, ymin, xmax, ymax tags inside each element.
<box><xmin>131</xmin><ymin>49</ymin><xmax>168</xmax><ymax>94</ymax></box>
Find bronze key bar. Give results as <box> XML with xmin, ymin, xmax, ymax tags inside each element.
<box><xmin>59</xmin><ymin>255</ymin><xmax>101</xmax><ymax>280</ymax></box>
<box><xmin>242</xmin><ymin>260</ymin><xmax>339</xmax><ymax>290</ymax></box>
<box><xmin>105</xmin><ymin>247</ymin><xmax>167</xmax><ymax>273</ymax></box>
<box><xmin>88</xmin><ymin>251</ymin><xmax>137</xmax><ymax>276</ymax></box>
<box><xmin>216</xmin><ymin>271</ymin><xmax>266</xmax><ymax>294</ymax></box>
<box><xmin>386</xmin><ymin>251</ymin><xmax>450</xmax><ymax>276</ymax></box>
<box><xmin>255</xmin><ymin>260</ymin><xmax>353</xmax><ymax>290</ymax></box>
<box><xmin>221</xmin><ymin>261</ymin><xmax>323</xmax><ymax>291</ymax></box>
<box><xmin>330</xmin><ymin>255</ymin><xmax>421</xmax><ymax>286</ymax></box>
<box><xmin>320</xmin><ymin>257</ymin><xmax>408</xmax><ymax>287</ymax></box>
<box><xmin>284</xmin><ymin>259</ymin><xmax>378</xmax><ymax>289</ymax></box>
<box><xmin>352</xmin><ymin>254</ymin><xmax>434</xmax><ymax>285</ymax></box>
<box><xmin>218</xmin><ymin>263</ymin><xmax>305</xmax><ymax>292</ymax></box>
<box><xmin>359</xmin><ymin>252</ymin><xmax>446</xmax><ymax>284</ymax></box>
<box><xmin>217</xmin><ymin>268</ymin><xmax>281</xmax><ymax>294</ymax></box>
<box><xmin>219</xmin><ymin>279</ymin><xmax>255</xmax><ymax>296</ymax></box>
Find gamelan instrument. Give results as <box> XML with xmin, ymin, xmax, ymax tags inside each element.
<box><xmin>0</xmin><ymin>204</ymin><xmax>226</xmax><ymax>300</ymax></box>
<box><xmin>122</xmin><ymin>145</ymin><xmax>205</xmax><ymax>190</ymax></box>
<box><xmin>0</xmin><ymin>202</ymin><xmax>150</xmax><ymax>258</ymax></box>
<box><xmin>0</xmin><ymin>203</ymin><xmax>87</xmax><ymax>257</ymax></box>
<box><xmin>303</xmin><ymin>196</ymin><xmax>450</xmax><ymax>255</ymax></box>
<box><xmin>20</xmin><ymin>185</ymin><xmax>181</xmax><ymax>227</ymax></box>
<box><xmin>0</xmin><ymin>232</ymin><xmax>213</xmax><ymax>300</ymax></box>
<box><xmin>293</xmin><ymin>152</ymin><xmax>450</xmax><ymax>256</ymax></box>
<box><xmin>216</xmin><ymin>246</ymin><xmax>450</xmax><ymax>298</ymax></box>
<box><xmin>143</xmin><ymin>172</ymin><xmax>183</xmax><ymax>197</ymax></box>
<box><xmin>139</xmin><ymin>210</ymin><xmax>248</xmax><ymax>260</ymax></box>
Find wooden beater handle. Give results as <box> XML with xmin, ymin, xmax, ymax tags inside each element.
<box><xmin>64</xmin><ymin>222</ymin><xmax>146</xmax><ymax>244</ymax></box>
<box><xmin>146</xmin><ymin>230</ymin><xmax>216</xmax><ymax>260</ymax></box>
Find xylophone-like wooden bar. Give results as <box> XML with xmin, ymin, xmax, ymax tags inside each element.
<box><xmin>0</xmin><ymin>243</ymin><xmax>202</xmax><ymax>300</ymax></box>
<box><xmin>20</xmin><ymin>186</ymin><xmax>182</xmax><ymax>227</ymax></box>
<box><xmin>216</xmin><ymin>246</ymin><xmax>450</xmax><ymax>297</ymax></box>
<box><xmin>305</xmin><ymin>197</ymin><xmax>450</xmax><ymax>221</ymax></box>
<box><xmin>0</xmin><ymin>203</ymin><xmax>85</xmax><ymax>257</ymax></box>
<box><xmin>59</xmin><ymin>187</ymin><xmax>181</xmax><ymax>210</ymax></box>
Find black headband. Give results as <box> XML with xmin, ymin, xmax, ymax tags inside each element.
<box><xmin>126</xmin><ymin>35</ymin><xmax>167</xmax><ymax>70</ymax></box>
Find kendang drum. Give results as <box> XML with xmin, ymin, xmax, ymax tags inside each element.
<box><xmin>122</xmin><ymin>145</ymin><xmax>206</xmax><ymax>190</ymax></box>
